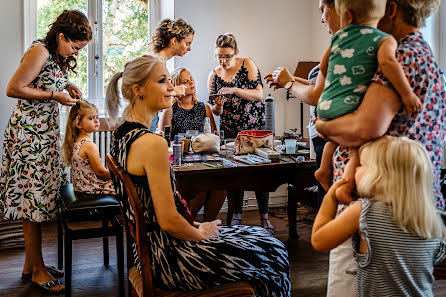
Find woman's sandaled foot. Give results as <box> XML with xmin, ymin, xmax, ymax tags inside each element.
<box><xmin>230</xmin><ymin>217</ymin><xmax>242</xmax><ymax>226</ymax></box>
<box><xmin>32</xmin><ymin>280</ymin><xmax>65</xmax><ymax>295</ymax></box>
<box><xmin>22</xmin><ymin>265</ymin><xmax>64</xmax><ymax>280</ymax></box>
<box><xmin>260</xmin><ymin>218</ymin><xmax>275</xmax><ymax>234</ymax></box>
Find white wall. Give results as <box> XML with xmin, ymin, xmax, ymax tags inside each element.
<box><xmin>174</xmin><ymin>0</ymin><xmax>330</xmax><ymax>137</ymax></box>
<box><xmin>0</xmin><ymin>0</ymin><xmax>22</xmax><ymax>152</ymax></box>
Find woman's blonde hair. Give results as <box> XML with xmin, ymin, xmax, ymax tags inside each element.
<box><xmin>357</xmin><ymin>136</ymin><xmax>443</xmax><ymax>239</ymax></box>
<box><xmin>394</xmin><ymin>0</ymin><xmax>440</xmax><ymax>28</ymax></box>
<box><xmin>105</xmin><ymin>54</ymin><xmax>164</xmax><ymax>124</ymax></box>
<box><xmin>149</xmin><ymin>18</ymin><xmax>194</xmax><ymax>52</ymax></box>
<box><xmin>62</xmin><ymin>100</ymin><xmax>98</xmax><ymax>165</ymax></box>
<box><xmin>335</xmin><ymin>0</ymin><xmax>387</xmax><ymax>24</ymax></box>
<box><xmin>170</xmin><ymin>67</ymin><xmax>198</xmax><ymax>105</ymax></box>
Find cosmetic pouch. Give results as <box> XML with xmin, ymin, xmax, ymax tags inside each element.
<box><xmin>235</xmin><ymin>130</ymin><xmax>274</xmax><ymax>155</ymax></box>
<box><xmin>191</xmin><ymin>133</ymin><xmax>220</xmax><ymax>154</ymax></box>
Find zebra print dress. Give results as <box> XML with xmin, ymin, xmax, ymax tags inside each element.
<box><xmin>110</xmin><ymin>121</ymin><xmax>291</xmax><ymax>297</ymax></box>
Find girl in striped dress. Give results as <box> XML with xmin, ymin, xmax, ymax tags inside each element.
<box><xmin>312</xmin><ymin>136</ymin><xmax>446</xmax><ymax>296</ymax></box>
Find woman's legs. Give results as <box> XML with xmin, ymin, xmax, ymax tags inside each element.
<box><xmin>203</xmin><ymin>190</ymin><xmax>227</xmax><ymax>222</ymax></box>
<box><xmin>231</xmin><ymin>191</ymin><xmax>245</xmax><ymax>225</ymax></box>
<box><xmin>256</xmin><ymin>192</ymin><xmax>275</xmax><ymax>234</ymax></box>
<box><xmin>189</xmin><ymin>192</ymin><xmax>207</xmax><ymax>219</ymax></box>
<box><xmin>22</xmin><ymin>219</ymin><xmax>64</xmax><ymax>292</ymax></box>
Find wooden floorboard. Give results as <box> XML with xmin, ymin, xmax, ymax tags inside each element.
<box><xmin>0</xmin><ymin>207</ymin><xmax>445</xmax><ymax>296</ymax></box>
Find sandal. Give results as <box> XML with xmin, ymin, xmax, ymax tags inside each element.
<box><xmin>230</xmin><ymin>217</ymin><xmax>242</xmax><ymax>226</ymax></box>
<box><xmin>260</xmin><ymin>218</ymin><xmax>276</xmax><ymax>234</ymax></box>
<box><xmin>22</xmin><ymin>265</ymin><xmax>64</xmax><ymax>280</ymax></box>
<box><xmin>33</xmin><ymin>279</ymin><xmax>65</xmax><ymax>294</ymax></box>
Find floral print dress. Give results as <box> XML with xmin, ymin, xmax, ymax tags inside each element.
<box><xmin>0</xmin><ymin>41</ymin><xmax>68</xmax><ymax>222</ymax></box>
<box><xmin>209</xmin><ymin>58</ymin><xmax>265</xmax><ymax>138</ymax></box>
<box><xmin>71</xmin><ymin>140</ymin><xmax>115</xmax><ymax>195</ymax></box>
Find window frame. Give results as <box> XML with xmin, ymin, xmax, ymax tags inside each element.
<box><xmin>23</xmin><ymin>0</ymin><xmax>158</xmax><ymax>114</ymax></box>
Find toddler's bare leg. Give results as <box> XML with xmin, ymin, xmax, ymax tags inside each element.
<box><xmin>315</xmin><ymin>141</ymin><xmax>337</xmax><ymax>191</ymax></box>
<box><xmin>335</xmin><ymin>148</ymin><xmax>359</xmax><ymax>204</ymax></box>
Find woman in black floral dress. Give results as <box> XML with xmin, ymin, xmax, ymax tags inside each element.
<box><xmin>106</xmin><ymin>54</ymin><xmax>290</xmax><ymax>296</ymax></box>
<box><xmin>208</xmin><ymin>33</ymin><xmax>274</xmax><ymax>233</ymax></box>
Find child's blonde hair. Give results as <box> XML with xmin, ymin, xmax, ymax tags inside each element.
<box><xmin>170</xmin><ymin>67</ymin><xmax>198</xmax><ymax>105</ymax></box>
<box><xmin>335</xmin><ymin>0</ymin><xmax>387</xmax><ymax>24</ymax></box>
<box><xmin>62</xmin><ymin>100</ymin><xmax>98</xmax><ymax>165</ymax></box>
<box><xmin>357</xmin><ymin>136</ymin><xmax>443</xmax><ymax>239</ymax></box>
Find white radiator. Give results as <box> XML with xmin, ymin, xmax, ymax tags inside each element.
<box><xmin>92</xmin><ymin>130</ymin><xmax>113</xmax><ymax>165</ymax></box>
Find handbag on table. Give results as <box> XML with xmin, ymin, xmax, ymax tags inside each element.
<box><xmin>235</xmin><ymin>130</ymin><xmax>274</xmax><ymax>155</ymax></box>
<box><xmin>190</xmin><ymin>133</ymin><xmax>220</xmax><ymax>154</ymax></box>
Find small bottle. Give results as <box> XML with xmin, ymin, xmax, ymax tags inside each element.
<box><xmin>203</xmin><ymin>117</ymin><xmax>211</xmax><ymax>134</ymax></box>
<box><xmin>265</xmin><ymin>94</ymin><xmax>275</xmax><ymax>132</ymax></box>
<box><xmin>173</xmin><ymin>135</ymin><xmax>181</xmax><ymax>166</ymax></box>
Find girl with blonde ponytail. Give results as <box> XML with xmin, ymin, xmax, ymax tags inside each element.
<box><xmin>62</xmin><ymin>101</ymin><xmax>114</xmax><ymax>195</ymax></box>
<box><xmin>312</xmin><ymin>136</ymin><xmax>446</xmax><ymax>296</ymax></box>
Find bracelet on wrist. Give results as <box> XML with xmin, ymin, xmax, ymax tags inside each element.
<box><xmin>50</xmin><ymin>91</ymin><xmax>54</xmax><ymax>100</ymax></box>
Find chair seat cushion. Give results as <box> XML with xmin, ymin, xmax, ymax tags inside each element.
<box><xmin>128</xmin><ymin>266</ymin><xmax>255</xmax><ymax>297</ymax></box>
<box><xmin>59</xmin><ymin>184</ymin><xmax>121</xmax><ymax>221</ymax></box>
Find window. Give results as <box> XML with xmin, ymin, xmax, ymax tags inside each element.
<box><xmin>26</xmin><ymin>0</ymin><xmax>151</xmax><ymax>113</ymax></box>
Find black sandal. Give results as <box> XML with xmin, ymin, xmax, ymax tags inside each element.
<box><xmin>22</xmin><ymin>266</ymin><xmax>64</xmax><ymax>280</ymax></box>
<box><xmin>260</xmin><ymin>218</ymin><xmax>276</xmax><ymax>234</ymax></box>
<box><xmin>33</xmin><ymin>279</ymin><xmax>65</xmax><ymax>294</ymax></box>
<box><xmin>230</xmin><ymin>217</ymin><xmax>242</xmax><ymax>226</ymax></box>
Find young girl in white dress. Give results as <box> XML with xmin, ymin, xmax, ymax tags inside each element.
<box><xmin>62</xmin><ymin>101</ymin><xmax>115</xmax><ymax>194</ymax></box>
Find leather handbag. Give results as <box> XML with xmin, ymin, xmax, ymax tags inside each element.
<box><xmin>235</xmin><ymin>130</ymin><xmax>274</xmax><ymax>155</ymax></box>
<box><xmin>191</xmin><ymin>133</ymin><xmax>220</xmax><ymax>154</ymax></box>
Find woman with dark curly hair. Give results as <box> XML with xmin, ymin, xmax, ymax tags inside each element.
<box><xmin>2</xmin><ymin>10</ymin><xmax>92</xmax><ymax>294</ymax></box>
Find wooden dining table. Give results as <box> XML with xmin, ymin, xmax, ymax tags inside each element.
<box><xmin>173</xmin><ymin>155</ymin><xmax>316</xmax><ymax>240</ymax></box>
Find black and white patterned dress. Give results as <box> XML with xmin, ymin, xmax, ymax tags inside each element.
<box><xmin>110</xmin><ymin>121</ymin><xmax>291</xmax><ymax>297</ymax></box>
<box><xmin>171</xmin><ymin>101</ymin><xmax>206</xmax><ymax>137</ymax></box>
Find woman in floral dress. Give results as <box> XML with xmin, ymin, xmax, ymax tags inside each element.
<box><xmin>1</xmin><ymin>10</ymin><xmax>91</xmax><ymax>294</ymax></box>
<box><xmin>208</xmin><ymin>33</ymin><xmax>275</xmax><ymax>233</ymax></box>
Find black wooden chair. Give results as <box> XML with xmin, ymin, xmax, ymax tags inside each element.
<box><xmin>57</xmin><ymin>183</ymin><xmax>125</xmax><ymax>297</ymax></box>
<box><xmin>106</xmin><ymin>154</ymin><xmax>255</xmax><ymax>297</ymax></box>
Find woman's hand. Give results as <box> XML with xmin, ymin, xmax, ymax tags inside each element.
<box><xmin>217</xmin><ymin>87</ymin><xmax>238</xmax><ymax>96</ymax></box>
<box><xmin>214</xmin><ymin>96</ymin><xmax>227</xmax><ymax>107</ymax></box>
<box><xmin>53</xmin><ymin>92</ymin><xmax>78</xmax><ymax>106</ymax></box>
<box><xmin>197</xmin><ymin>219</ymin><xmax>222</xmax><ymax>240</ymax></box>
<box><xmin>66</xmin><ymin>83</ymin><xmax>83</xmax><ymax>100</ymax></box>
<box><xmin>172</xmin><ymin>85</ymin><xmax>188</xmax><ymax>97</ymax></box>
<box><xmin>264</xmin><ymin>67</ymin><xmax>294</xmax><ymax>90</ymax></box>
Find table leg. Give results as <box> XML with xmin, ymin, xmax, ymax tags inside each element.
<box><xmin>226</xmin><ymin>191</ymin><xmax>235</xmax><ymax>225</ymax></box>
<box><xmin>287</xmin><ymin>184</ymin><xmax>300</xmax><ymax>240</ymax></box>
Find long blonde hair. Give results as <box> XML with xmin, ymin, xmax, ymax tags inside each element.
<box><xmin>106</xmin><ymin>54</ymin><xmax>164</xmax><ymax>124</ymax></box>
<box><xmin>170</xmin><ymin>67</ymin><xmax>198</xmax><ymax>105</ymax></box>
<box><xmin>357</xmin><ymin>136</ymin><xmax>443</xmax><ymax>239</ymax></box>
<box><xmin>62</xmin><ymin>100</ymin><xmax>98</xmax><ymax>165</ymax></box>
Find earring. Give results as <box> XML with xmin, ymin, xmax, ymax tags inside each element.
<box><xmin>139</xmin><ymin>94</ymin><xmax>143</xmax><ymax>100</ymax></box>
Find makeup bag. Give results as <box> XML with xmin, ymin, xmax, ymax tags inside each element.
<box><xmin>191</xmin><ymin>133</ymin><xmax>220</xmax><ymax>154</ymax></box>
<box><xmin>235</xmin><ymin>130</ymin><xmax>274</xmax><ymax>155</ymax></box>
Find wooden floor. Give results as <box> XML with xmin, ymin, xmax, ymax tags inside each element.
<box><xmin>0</xmin><ymin>207</ymin><xmax>445</xmax><ymax>297</ymax></box>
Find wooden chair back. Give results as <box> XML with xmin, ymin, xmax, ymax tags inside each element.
<box><xmin>106</xmin><ymin>154</ymin><xmax>154</xmax><ymax>297</ymax></box>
